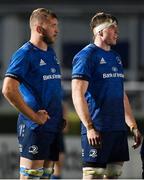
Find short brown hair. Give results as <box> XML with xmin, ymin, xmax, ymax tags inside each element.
<box><xmin>30</xmin><ymin>8</ymin><xmax>57</xmax><ymax>28</ymax></box>
<box><xmin>90</xmin><ymin>12</ymin><xmax>118</xmax><ymax>30</ymax></box>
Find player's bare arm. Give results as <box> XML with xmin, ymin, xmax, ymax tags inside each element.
<box><xmin>2</xmin><ymin>77</ymin><xmax>49</xmax><ymax>125</ymax></box>
<box><xmin>124</xmin><ymin>92</ymin><xmax>141</xmax><ymax>148</ymax></box>
<box><xmin>72</xmin><ymin>79</ymin><xmax>101</xmax><ymax>147</ymax></box>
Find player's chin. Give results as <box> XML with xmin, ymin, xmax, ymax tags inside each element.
<box><xmin>51</xmin><ymin>37</ymin><xmax>56</xmax><ymax>44</ymax></box>
<box><xmin>112</xmin><ymin>41</ymin><xmax>117</xmax><ymax>45</ymax></box>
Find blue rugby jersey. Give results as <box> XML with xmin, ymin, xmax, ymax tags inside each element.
<box><xmin>5</xmin><ymin>42</ymin><xmax>63</xmax><ymax>132</ymax></box>
<box><xmin>72</xmin><ymin>44</ymin><xmax>127</xmax><ymax>134</ymax></box>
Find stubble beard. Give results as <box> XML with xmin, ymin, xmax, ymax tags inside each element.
<box><xmin>43</xmin><ymin>35</ymin><xmax>54</xmax><ymax>45</ymax></box>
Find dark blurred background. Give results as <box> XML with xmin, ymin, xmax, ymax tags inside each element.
<box><xmin>0</xmin><ymin>0</ymin><xmax>144</xmax><ymax>178</ymax></box>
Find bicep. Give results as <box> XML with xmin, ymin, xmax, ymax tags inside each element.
<box><xmin>2</xmin><ymin>77</ymin><xmax>20</xmax><ymax>95</ymax></box>
<box><xmin>6</xmin><ymin>53</ymin><xmax>30</xmax><ymax>81</ymax></box>
<box><xmin>72</xmin><ymin>79</ymin><xmax>88</xmax><ymax>97</ymax></box>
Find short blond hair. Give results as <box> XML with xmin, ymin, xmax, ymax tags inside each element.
<box><xmin>29</xmin><ymin>8</ymin><xmax>57</xmax><ymax>28</ymax></box>
<box><xmin>90</xmin><ymin>12</ymin><xmax>118</xmax><ymax>31</ymax></box>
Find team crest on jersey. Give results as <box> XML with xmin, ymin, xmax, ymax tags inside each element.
<box><xmin>54</xmin><ymin>56</ymin><xmax>60</xmax><ymax>64</ymax></box>
<box><xmin>40</xmin><ymin>59</ymin><xmax>46</xmax><ymax>66</ymax></box>
<box><xmin>116</xmin><ymin>56</ymin><xmax>122</xmax><ymax>65</ymax></box>
<box><xmin>112</xmin><ymin>66</ymin><xmax>118</xmax><ymax>72</ymax></box>
<box><xmin>100</xmin><ymin>57</ymin><xmax>107</xmax><ymax>64</ymax></box>
<box><xmin>89</xmin><ymin>149</ymin><xmax>97</xmax><ymax>158</ymax></box>
<box><xmin>51</xmin><ymin>68</ymin><xmax>56</xmax><ymax>73</ymax></box>
<box><xmin>29</xmin><ymin>145</ymin><xmax>38</xmax><ymax>154</ymax></box>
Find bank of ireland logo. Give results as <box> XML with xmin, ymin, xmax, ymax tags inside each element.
<box><xmin>29</xmin><ymin>145</ymin><xmax>38</xmax><ymax>154</ymax></box>
<box><xmin>89</xmin><ymin>149</ymin><xmax>97</xmax><ymax>158</ymax></box>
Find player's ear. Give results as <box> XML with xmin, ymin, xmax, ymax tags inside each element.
<box><xmin>98</xmin><ymin>30</ymin><xmax>103</xmax><ymax>36</ymax></box>
<box><xmin>36</xmin><ymin>26</ymin><xmax>44</xmax><ymax>35</ymax></box>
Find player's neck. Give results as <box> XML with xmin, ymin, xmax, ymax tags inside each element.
<box><xmin>30</xmin><ymin>36</ymin><xmax>48</xmax><ymax>51</ymax></box>
<box><xmin>94</xmin><ymin>39</ymin><xmax>111</xmax><ymax>51</ymax></box>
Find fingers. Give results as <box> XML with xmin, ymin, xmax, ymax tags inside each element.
<box><xmin>132</xmin><ymin>143</ymin><xmax>139</xmax><ymax>149</ymax></box>
<box><xmin>132</xmin><ymin>136</ymin><xmax>142</xmax><ymax>149</ymax></box>
<box><xmin>132</xmin><ymin>141</ymin><xmax>140</xmax><ymax>149</ymax></box>
<box><xmin>87</xmin><ymin>129</ymin><xmax>101</xmax><ymax>148</ymax></box>
<box><xmin>36</xmin><ymin>109</ymin><xmax>50</xmax><ymax>124</ymax></box>
<box><xmin>47</xmin><ymin>114</ymin><xmax>50</xmax><ymax>119</ymax></box>
<box><xmin>89</xmin><ymin>138</ymin><xmax>96</xmax><ymax>147</ymax></box>
<box><xmin>132</xmin><ymin>130</ymin><xmax>142</xmax><ymax>149</ymax></box>
<box><xmin>38</xmin><ymin>109</ymin><xmax>50</xmax><ymax>119</ymax></box>
<box><xmin>38</xmin><ymin>109</ymin><xmax>48</xmax><ymax>114</ymax></box>
<box><xmin>89</xmin><ymin>137</ymin><xmax>101</xmax><ymax>148</ymax></box>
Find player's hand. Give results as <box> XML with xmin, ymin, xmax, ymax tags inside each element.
<box><xmin>35</xmin><ymin>109</ymin><xmax>50</xmax><ymax>125</ymax></box>
<box><xmin>131</xmin><ymin>128</ymin><xmax>142</xmax><ymax>149</ymax></box>
<box><xmin>87</xmin><ymin>128</ymin><xmax>101</xmax><ymax>148</ymax></box>
<box><xmin>62</xmin><ymin>118</ymin><xmax>67</xmax><ymax>129</ymax></box>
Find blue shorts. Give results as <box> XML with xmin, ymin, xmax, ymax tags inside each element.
<box><xmin>59</xmin><ymin>133</ymin><xmax>66</xmax><ymax>153</ymax></box>
<box><xmin>140</xmin><ymin>139</ymin><xmax>144</xmax><ymax>157</ymax></box>
<box><xmin>81</xmin><ymin>131</ymin><xmax>129</xmax><ymax>168</ymax></box>
<box><xmin>17</xmin><ymin>120</ymin><xmax>60</xmax><ymax>161</ymax></box>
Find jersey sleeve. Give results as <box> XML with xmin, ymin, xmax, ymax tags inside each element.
<box><xmin>72</xmin><ymin>54</ymin><xmax>92</xmax><ymax>81</ymax></box>
<box><xmin>5</xmin><ymin>50</ymin><xmax>30</xmax><ymax>82</ymax></box>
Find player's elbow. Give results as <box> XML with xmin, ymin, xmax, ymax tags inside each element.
<box><xmin>2</xmin><ymin>87</ymin><xmax>9</xmax><ymax>99</ymax></box>
<box><xmin>2</xmin><ymin>84</ymin><xmax>13</xmax><ymax>100</ymax></box>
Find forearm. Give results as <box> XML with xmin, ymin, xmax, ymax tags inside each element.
<box><xmin>72</xmin><ymin>79</ymin><xmax>101</xmax><ymax>147</ymax></box>
<box><xmin>124</xmin><ymin>93</ymin><xmax>137</xmax><ymax>130</ymax></box>
<box><xmin>72</xmin><ymin>91</ymin><xmax>93</xmax><ymax>130</ymax></box>
<box><xmin>72</xmin><ymin>79</ymin><xmax>95</xmax><ymax>130</ymax></box>
<box><xmin>124</xmin><ymin>93</ymin><xmax>142</xmax><ymax>148</ymax></box>
<box><xmin>4</xmin><ymin>90</ymin><xmax>38</xmax><ymax>121</ymax></box>
<box><xmin>2</xmin><ymin>78</ymin><xmax>38</xmax><ymax>122</ymax></box>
